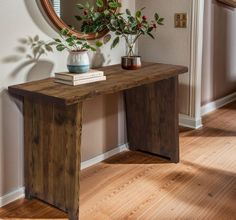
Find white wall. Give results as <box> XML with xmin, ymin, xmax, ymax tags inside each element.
<box><xmin>0</xmin><ymin>0</ymin><xmax>135</xmax><ymax>197</ymax></box>
<box><xmin>202</xmin><ymin>0</ymin><xmax>236</xmax><ymax>105</ymax></box>
<box><xmin>136</xmin><ymin>0</ymin><xmax>193</xmax><ymax>114</ymax></box>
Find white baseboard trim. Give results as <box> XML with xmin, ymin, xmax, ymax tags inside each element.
<box><xmin>179</xmin><ymin>114</ymin><xmax>203</xmax><ymax>129</ymax></box>
<box><xmin>81</xmin><ymin>143</ymin><xmax>129</xmax><ymax>170</ymax></box>
<box><xmin>179</xmin><ymin>92</ymin><xmax>236</xmax><ymax>129</ymax></box>
<box><xmin>0</xmin><ymin>187</ymin><xmax>25</xmax><ymax>208</ymax></box>
<box><xmin>201</xmin><ymin>92</ymin><xmax>236</xmax><ymax>116</ymax></box>
<box><xmin>0</xmin><ymin>144</ymin><xmax>129</xmax><ymax>208</ymax></box>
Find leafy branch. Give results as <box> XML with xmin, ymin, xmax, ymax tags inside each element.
<box><xmin>76</xmin><ymin>0</ymin><xmax>164</xmax><ymax>53</ymax></box>
<box><xmin>50</xmin><ymin>28</ymin><xmax>102</xmax><ymax>52</ymax></box>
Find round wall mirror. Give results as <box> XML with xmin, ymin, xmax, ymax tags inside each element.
<box><xmin>40</xmin><ymin>0</ymin><xmax>109</xmax><ymax>40</ymax></box>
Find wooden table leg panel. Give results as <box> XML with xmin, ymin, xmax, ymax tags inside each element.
<box><xmin>125</xmin><ymin>77</ymin><xmax>179</xmax><ymax>163</ymax></box>
<box><xmin>24</xmin><ymin>98</ymin><xmax>82</xmax><ymax>220</ymax></box>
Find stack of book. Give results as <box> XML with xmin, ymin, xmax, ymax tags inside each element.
<box><xmin>55</xmin><ymin>69</ymin><xmax>106</xmax><ymax>86</ymax></box>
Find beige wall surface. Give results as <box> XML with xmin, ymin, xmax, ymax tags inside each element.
<box><xmin>202</xmin><ymin>1</ymin><xmax>236</xmax><ymax>105</ymax></box>
<box><xmin>136</xmin><ymin>0</ymin><xmax>193</xmax><ymax>115</ymax></box>
<box><xmin>0</xmin><ymin>0</ymin><xmax>134</xmax><ymax>197</ymax></box>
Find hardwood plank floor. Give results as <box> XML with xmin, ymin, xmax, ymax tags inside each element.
<box><xmin>0</xmin><ymin>101</ymin><xmax>236</xmax><ymax>220</ymax></box>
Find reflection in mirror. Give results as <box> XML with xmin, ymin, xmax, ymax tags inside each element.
<box><xmin>50</xmin><ymin>0</ymin><xmax>97</xmax><ymax>32</ymax></box>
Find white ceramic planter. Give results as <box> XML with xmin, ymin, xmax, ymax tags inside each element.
<box><xmin>67</xmin><ymin>50</ymin><xmax>90</xmax><ymax>73</ymax></box>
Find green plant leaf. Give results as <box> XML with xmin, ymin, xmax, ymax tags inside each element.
<box><xmin>103</xmin><ymin>34</ymin><xmax>112</xmax><ymax>44</ymax></box>
<box><xmin>108</xmin><ymin>1</ymin><xmax>120</xmax><ymax>8</ymax></box>
<box><xmin>154</xmin><ymin>13</ymin><xmax>159</xmax><ymax>21</ymax></box>
<box><xmin>111</xmin><ymin>36</ymin><xmax>120</xmax><ymax>49</ymax></box>
<box><xmin>85</xmin><ymin>1</ymin><xmax>90</xmax><ymax>9</ymax></box>
<box><xmin>115</xmin><ymin>31</ymin><xmax>122</xmax><ymax>35</ymax></box>
<box><xmin>111</xmin><ymin>19</ymin><xmax>119</xmax><ymax>28</ymax></box>
<box><xmin>96</xmin><ymin>0</ymin><xmax>104</xmax><ymax>8</ymax></box>
<box><xmin>96</xmin><ymin>41</ymin><xmax>103</xmax><ymax>47</ymax></box>
<box><xmin>77</xmin><ymin>3</ymin><xmax>84</xmax><ymax>9</ymax></box>
<box><xmin>76</xmin><ymin>40</ymin><xmax>83</xmax><ymax>45</ymax></box>
<box><xmin>128</xmin><ymin>16</ymin><xmax>136</xmax><ymax>24</ymax></box>
<box><xmin>157</xmin><ymin>18</ymin><xmax>164</xmax><ymax>25</ymax></box>
<box><xmin>148</xmin><ymin>32</ymin><xmax>155</xmax><ymax>39</ymax></box>
<box><xmin>93</xmin><ymin>12</ymin><xmax>101</xmax><ymax>21</ymax></box>
<box><xmin>126</xmin><ymin>9</ymin><xmax>131</xmax><ymax>15</ymax></box>
<box><xmin>54</xmin><ymin>38</ymin><xmax>62</xmax><ymax>43</ymax></box>
<box><xmin>104</xmin><ymin>9</ymin><xmax>110</xmax><ymax>16</ymax></box>
<box><xmin>61</xmin><ymin>28</ymin><xmax>69</xmax><ymax>36</ymax></box>
<box><xmin>136</xmin><ymin>11</ymin><xmax>141</xmax><ymax>18</ymax></box>
<box><xmin>72</xmin><ymin>35</ymin><xmax>78</xmax><ymax>40</ymax></box>
<box><xmin>68</xmin><ymin>42</ymin><xmax>75</xmax><ymax>47</ymax></box>
<box><xmin>66</xmin><ymin>37</ymin><xmax>74</xmax><ymax>43</ymax></box>
<box><xmin>75</xmin><ymin>15</ymin><xmax>82</xmax><ymax>21</ymax></box>
<box><xmin>90</xmin><ymin>46</ymin><xmax>97</xmax><ymax>51</ymax></box>
<box><xmin>148</xmin><ymin>27</ymin><xmax>154</xmax><ymax>33</ymax></box>
<box><xmin>56</xmin><ymin>44</ymin><xmax>66</xmax><ymax>51</ymax></box>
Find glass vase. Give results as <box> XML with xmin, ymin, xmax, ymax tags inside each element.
<box><xmin>125</xmin><ymin>35</ymin><xmax>137</xmax><ymax>57</ymax></box>
<box><xmin>121</xmin><ymin>35</ymin><xmax>142</xmax><ymax>70</ymax></box>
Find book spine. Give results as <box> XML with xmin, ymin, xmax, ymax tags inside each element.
<box><xmin>55</xmin><ymin>72</ymin><xmax>104</xmax><ymax>81</ymax></box>
<box><xmin>55</xmin><ymin>76</ymin><xmax>106</xmax><ymax>86</ymax></box>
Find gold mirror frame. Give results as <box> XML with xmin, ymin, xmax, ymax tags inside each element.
<box><xmin>40</xmin><ymin>0</ymin><xmax>109</xmax><ymax>40</ymax></box>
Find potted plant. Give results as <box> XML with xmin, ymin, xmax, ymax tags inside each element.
<box><xmin>50</xmin><ymin>28</ymin><xmax>102</xmax><ymax>73</ymax></box>
<box><xmin>76</xmin><ymin>0</ymin><xmax>164</xmax><ymax>70</ymax></box>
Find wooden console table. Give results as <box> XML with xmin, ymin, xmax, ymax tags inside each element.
<box><xmin>8</xmin><ymin>62</ymin><xmax>187</xmax><ymax>220</ymax></box>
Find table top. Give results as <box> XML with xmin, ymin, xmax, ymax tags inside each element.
<box><xmin>8</xmin><ymin>62</ymin><xmax>188</xmax><ymax>105</ymax></box>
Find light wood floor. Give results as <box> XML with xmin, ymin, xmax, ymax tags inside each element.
<box><xmin>0</xmin><ymin>102</ymin><xmax>236</xmax><ymax>220</ymax></box>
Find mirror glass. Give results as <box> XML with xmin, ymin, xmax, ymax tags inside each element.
<box><xmin>49</xmin><ymin>0</ymin><xmax>97</xmax><ymax>32</ymax></box>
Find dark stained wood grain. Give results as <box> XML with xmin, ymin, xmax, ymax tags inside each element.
<box><xmin>125</xmin><ymin>77</ymin><xmax>179</xmax><ymax>162</ymax></box>
<box><xmin>9</xmin><ymin>63</ymin><xmax>188</xmax><ymax>105</ymax></box>
<box><xmin>24</xmin><ymin>98</ymin><xmax>82</xmax><ymax>219</ymax></box>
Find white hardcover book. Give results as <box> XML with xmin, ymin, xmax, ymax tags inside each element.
<box><xmin>55</xmin><ymin>69</ymin><xmax>104</xmax><ymax>81</ymax></box>
<box><xmin>55</xmin><ymin>76</ymin><xmax>106</xmax><ymax>86</ymax></box>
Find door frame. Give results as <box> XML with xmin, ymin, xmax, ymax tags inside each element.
<box><xmin>188</xmin><ymin>0</ymin><xmax>205</xmax><ymax>128</ymax></box>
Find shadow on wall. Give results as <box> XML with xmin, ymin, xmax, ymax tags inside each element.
<box><xmin>90</xmin><ymin>48</ymin><xmax>106</xmax><ymax>68</ymax></box>
<box><xmin>2</xmin><ymin>58</ymin><xmax>54</xmax><ymax>82</ymax></box>
<box><xmin>1</xmin><ymin>30</ymin><xmax>56</xmax><ymax>82</ymax></box>
<box><xmin>2</xmin><ymin>45</ymin><xmax>54</xmax><ymax>82</ymax></box>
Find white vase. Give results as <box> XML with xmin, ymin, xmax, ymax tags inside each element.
<box><xmin>67</xmin><ymin>50</ymin><xmax>90</xmax><ymax>74</ymax></box>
